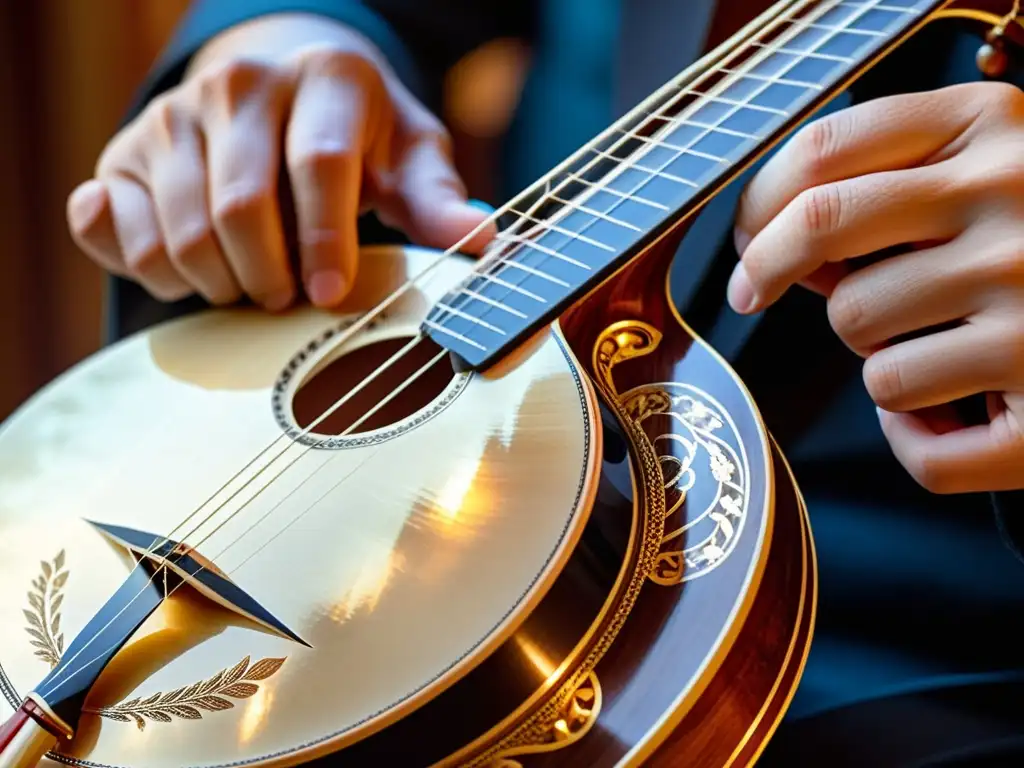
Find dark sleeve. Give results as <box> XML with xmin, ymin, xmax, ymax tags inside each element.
<box><xmin>993</xmin><ymin>492</ymin><xmax>1024</xmax><ymax>566</ymax></box>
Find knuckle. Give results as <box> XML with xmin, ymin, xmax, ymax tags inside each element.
<box><xmin>289</xmin><ymin>144</ymin><xmax>355</xmax><ymax>178</ymax></box>
<box><xmin>796</xmin><ymin>183</ymin><xmax>843</xmax><ymax>237</ymax></box>
<box><xmin>197</xmin><ymin>58</ymin><xmax>283</xmax><ymax>112</ymax></box>
<box><xmin>299</xmin><ymin>45</ymin><xmax>384</xmax><ymax>90</ymax></box>
<box><xmin>124</xmin><ymin>240</ymin><xmax>166</xmax><ymax>277</ymax></box>
<box><xmin>211</xmin><ymin>183</ymin><xmax>270</xmax><ymax>226</ymax></box>
<box><xmin>903</xmin><ymin>451</ymin><xmax>956</xmax><ymax>495</ymax></box>
<box><xmin>96</xmin><ymin>126</ymin><xmax>141</xmax><ymax>178</ymax></box>
<box><xmin>863</xmin><ymin>355</ymin><xmax>906</xmax><ymax>410</ymax></box>
<box><xmin>826</xmin><ymin>283</ymin><xmax>869</xmax><ymax>343</ymax></box>
<box><xmin>981</xmin><ymin>81</ymin><xmax>1024</xmax><ymax>121</ymax></box>
<box><xmin>143</xmin><ymin>94</ymin><xmax>188</xmax><ymax>146</ymax></box>
<box><xmin>166</xmin><ymin>221</ymin><xmax>213</xmax><ymax>268</ymax></box>
<box><xmin>794</xmin><ymin>115</ymin><xmax>845</xmax><ymax>181</ymax></box>
<box><xmin>952</xmin><ymin>151</ymin><xmax>1024</xmax><ymax>200</ymax></box>
<box><xmin>973</xmin><ymin>237</ymin><xmax>1024</xmax><ymax>286</ymax></box>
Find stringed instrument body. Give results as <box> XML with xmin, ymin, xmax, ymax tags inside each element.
<box><xmin>0</xmin><ymin>0</ymin><xmax>987</xmax><ymax>765</ymax></box>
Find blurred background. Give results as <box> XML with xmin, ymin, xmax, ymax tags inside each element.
<box><xmin>0</xmin><ymin>1</ymin><xmax>190</xmax><ymax>420</ymax></box>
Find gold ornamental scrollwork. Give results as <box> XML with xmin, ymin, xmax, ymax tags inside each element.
<box><xmin>482</xmin><ymin>673</ymin><xmax>602</xmax><ymax>767</ymax></box>
<box><xmin>594</xmin><ymin>319</ymin><xmax>751</xmax><ymax>585</ymax></box>
<box><xmin>454</xmin><ymin>321</ymin><xmax>669</xmax><ymax>767</ymax></box>
<box><xmin>593</xmin><ymin>320</ymin><xmax>663</xmax><ymax>400</ymax></box>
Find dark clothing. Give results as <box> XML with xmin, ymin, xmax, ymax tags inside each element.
<box><xmin>111</xmin><ymin>1</ymin><xmax>1024</xmax><ymax>763</ymax></box>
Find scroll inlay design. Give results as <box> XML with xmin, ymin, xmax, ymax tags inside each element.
<box><xmin>593</xmin><ymin>319</ymin><xmax>750</xmax><ymax>585</ymax></box>
<box><xmin>482</xmin><ymin>673</ymin><xmax>602</xmax><ymax>767</ymax></box>
<box><xmin>623</xmin><ymin>382</ymin><xmax>749</xmax><ymax>584</ymax></box>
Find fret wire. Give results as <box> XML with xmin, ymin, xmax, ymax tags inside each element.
<box><xmin>492</xmin><ymin>0</ymin><xmax>883</xmax><ymax>283</ymax></box>
<box><xmin>613</xmin><ymin>128</ymin><xmax>729</xmax><ymax>164</ymax></box>
<box><xmin>749</xmin><ymin>42</ymin><xmax>854</xmax><ymax>63</ymax></box>
<box><xmin>839</xmin><ymin>1</ymin><xmax>919</xmax><ymax>12</ymax></box>
<box><xmin>442</xmin><ymin>0</ymin><xmax>832</xmax><ymax>313</ymax></box>
<box><xmin>507</xmin><ymin>205</ymin><xmax>617</xmax><ymax>252</ymax></box>
<box><xmin>494</xmin><ymin>231</ymin><xmax>593</xmax><ymax>270</ymax></box>
<box><xmin>717</xmin><ymin>68</ymin><xmax>824</xmax><ymax>90</ymax></box>
<box><xmin>644</xmin><ymin>112</ymin><xmax>765</xmax><ymax>141</ymax></box>
<box><xmin>422</xmin><ymin>319</ymin><xmax>488</xmax><ymax>351</ymax></box>
<box><xmin>494</xmin><ymin>257</ymin><xmax>571</xmax><ymax>287</ymax></box>
<box><xmin>587</xmin><ymin>147</ymin><xmax>701</xmax><ymax>188</ymax></box>
<box><xmin>565</xmin><ymin>171</ymin><xmax>670</xmax><ymax>210</ymax></box>
<box><xmin>548</xmin><ymin>193</ymin><xmax>644</xmax><ymax>232</ymax></box>
<box><xmin>434</xmin><ymin>301</ymin><xmax>508</xmax><ymax>335</ymax></box>
<box><xmin>610</xmin><ymin>0</ymin><xmax>883</xmax><ymax>187</ymax></box>
<box><xmin>432</xmin><ymin>0</ymin><xmax>819</xmax><ymax>325</ymax></box>
<box><xmin>474</xmin><ymin>272</ymin><xmax>548</xmax><ymax>303</ymax></box>
<box><xmin>462</xmin><ymin>289</ymin><xmax>529</xmax><ymax>318</ymax></box>
<box><xmin>430</xmin><ymin>0</ymin><xmax>911</xmax><ymax>347</ymax></box>
<box><xmin>786</xmin><ymin>20</ymin><xmax>885</xmax><ymax>36</ymax></box>
<box><xmin>679</xmin><ymin>89</ymin><xmax>789</xmax><ymax>116</ymax></box>
<box><xmin>441</xmin><ymin>0</ymin><xmax>858</xmax><ymax>333</ymax></box>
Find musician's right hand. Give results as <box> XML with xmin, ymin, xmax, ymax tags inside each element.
<box><xmin>66</xmin><ymin>14</ymin><xmax>495</xmax><ymax>311</ymax></box>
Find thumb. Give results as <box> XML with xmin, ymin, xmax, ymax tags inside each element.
<box><xmin>387</xmin><ymin>137</ymin><xmax>497</xmax><ymax>255</ymax></box>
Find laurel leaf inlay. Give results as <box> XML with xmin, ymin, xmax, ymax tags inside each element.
<box><xmin>86</xmin><ymin>657</ymin><xmax>287</xmax><ymax>731</ymax></box>
<box><xmin>23</xmin><ymin>550</ymin><xmax>68</xmax><ymax>669</ymax></box>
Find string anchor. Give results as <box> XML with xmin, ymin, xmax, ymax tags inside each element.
<box><xmin>976</xmin><ymin>0</ymin><xmax>1020</xmax><ymax>77</ymax></box>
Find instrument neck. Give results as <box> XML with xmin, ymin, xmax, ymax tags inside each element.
<box><xmin>423</xmin><ymin>0</ymin><xmax>943</xmax><ymax>371</ymax></box>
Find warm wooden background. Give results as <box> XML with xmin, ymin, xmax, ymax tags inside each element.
<box><xmin>0</xmin><ymin>1</ymin><xmax>189</xmax><ymax>420</ymax></box>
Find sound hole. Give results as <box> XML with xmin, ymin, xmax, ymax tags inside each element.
<box><xmin>291</xmin><ymin>335</ymin><xmax>455</xmax><ymax>435</ymax></box>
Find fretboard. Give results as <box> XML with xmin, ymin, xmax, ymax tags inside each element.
<box><xmin>423</xmin><ymin>0</ymin><xmax>943</xmax><ymax>370</ymax></box>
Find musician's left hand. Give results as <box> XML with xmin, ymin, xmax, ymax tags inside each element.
<box><xmin>730</xmin><ymin>82</ymin><xmax>1024</xmax><ymax>495</ymax></box>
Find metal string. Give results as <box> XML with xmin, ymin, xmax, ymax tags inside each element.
<box><xmin>38</xmin><ymin>0</ymin><xmax>905</xmax><ymax>699</ymax></box>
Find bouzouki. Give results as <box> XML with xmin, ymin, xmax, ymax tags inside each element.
<box><xmin>0</xmin><ymin>1</ymin><xmax>994</xmax><ymax>765</ymax></box>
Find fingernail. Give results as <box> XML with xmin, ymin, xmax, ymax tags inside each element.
<box><xmin>733</xmin><ymin>226</ymin><xmax>751</xmax><ymax>255</ymax></box>
<box><xmin>467</xmin><ymin>198</ymin><xmax>496</xmax><ymax>214</ymax></box>
<box><xmin>307</xmin><ymin>270</ymin><xmax>347</xmax><ymax>306</ymax></box>
<box><xmin>727</xmin><ymin>263</ymin><xmax>758</xmax><ymax>314</ymax></box>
